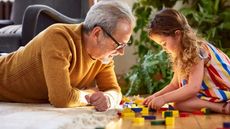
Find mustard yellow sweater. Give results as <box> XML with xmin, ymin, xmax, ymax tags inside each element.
<box><xmin>0</xmin><ymin>23</ymin><xmax>121</xmax><ymax>108</ymax></box>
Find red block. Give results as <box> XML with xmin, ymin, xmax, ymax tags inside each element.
<box><xmin>159</xmin><ymin>107</ymin><xmax>168</xmax><ymax>112</ymax></box>
<box><xmin>179</xmin><ymin>112</ymin><xmax>190</xmax><ymax>117</ymax></box>
<box><xmin>192</xmin><ymin>111</ymin><xmax>204</xmax><ymax>115</ymax></box>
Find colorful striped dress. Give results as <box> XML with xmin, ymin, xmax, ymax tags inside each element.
<box><xmin>181</xmin><ymin>43</ymin><xmax>230</xmax><ymax>102</ymax></box>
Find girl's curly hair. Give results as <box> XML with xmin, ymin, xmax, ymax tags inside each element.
<box><xmin>149</xmin><ymin>8</ymin><xmax>204</xmax><ymax>78</ymax></box>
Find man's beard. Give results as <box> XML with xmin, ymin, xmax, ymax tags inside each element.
<box><xmin>101</xmin><ymin>56</ymin><xmax>112</xmax><ymax>64</ymax></box>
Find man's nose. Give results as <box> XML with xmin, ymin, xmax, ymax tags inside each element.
<box><xmin>117</xmin><ymin>48</ymin><xmax>125</xmax><ymax>55</ymax></box>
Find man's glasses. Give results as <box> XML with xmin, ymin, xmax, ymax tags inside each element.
<box><xmin>96</xmin><ymin>25</ymin><xmax>129</xmax><ymax>50</ymax></box>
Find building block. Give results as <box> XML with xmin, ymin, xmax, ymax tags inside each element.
<box><xmin>117</xmin><ymin>112</ymin><xmax>122</xmax><ymax>117</ymax></box>
<box><xmin>151</xmin><ymin>119</ymin><xmax>165</xmax><ymax>125</ymax></box>
<box><xmin>133</xmin><ymin>117</ymin><xmax>145</xmax><ymax>123</ymax></box>
<box><xmin>134</xmin><ymin>98</ymin><xmax>144</xmax><ymax>105</ymax></box>
<box><xmin>122</xmin><ymin>112</ymin><xmax>135</xmax><ymax>118</ymax></box>
<box><xmin>141</xmin><ymin>107</ymin><xmax>149</xmax><ymax>115</ymax></box>
<box><xmin>223</xmin><ymin>122</ymin><xmax>230</xmax><ymax>128</ymax></box>
<box><xmin>122</xmin><ymin>108</ymin><xmax>133</xmax><ymax>113</ymax></box>
<box><xmin>168</xmin><ymin>104</ymin><xmax>174</xmax><ymax>110</ymax></box>
<box><xmin>138</xmin><ymin>105</ymin><xmax>144</xmax><ymax>108</ymax></box>
<box><xmin>159</xmin><ymin>107</ymin><xmax>168</xmax><ymax>112</ymax></box>
<box><xmin>179</xmin><ymin>112</ymin><xmax>190</xmax><ymax>117</ymax></box>
<box><xmin>201</xmin><ymin>108</ymin><xmax>212</xmax><ymax>115</ymax></box>
<box><xmin>172</xmin><ymin>110</ymin><xmax>179</xmax><ymax>117</ymax></box>
<box><xmin>162</xmin><ymin>111</ymin><xmax>173</xmax><ymax>118</ymax></box>
<box><xmin>122</xmin><ymin>96</ymin><xmax>131</xmax><ymax>103</ymax></box>
<box><xmin>192</xmin><ymin>110</ymin><xmax>204</xmax><ymax>115</ymax></box>
<box><xmin>119</xmin><ymin>100</ymin><xmax>125</xmax><ymax>105</ymax></box>
<box><xmin>95</xmin><ymin>127</ymin><xmax>105</xmax><ymax>129</ymax></box>
<box><xmin>131</xmin><ymin>107</ymin><xmax>142</xmax><ymax>113</ymax></box>
<box><xmin>142</xmin><ymin>115</ymin><xmax>156</xmax><ymax>120</ymax></box>
<box><xmin>131</xmin><ymin>103</ymin><xmax>137</xmax><ymax>108</ymax></box>
<box><xmin>165</xmin><ymin>117</ymin><xmax>175</xmax><ymax>126</ymax></box>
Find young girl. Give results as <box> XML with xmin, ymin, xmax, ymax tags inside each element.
<box><xmin>143</xmin><ymin>8</ymin><xmax>230</xmax><ymax>114</ymax></box>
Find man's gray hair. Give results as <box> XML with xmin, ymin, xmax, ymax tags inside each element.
<box><xmin>83</xmin><ymin>0</ymin><xmax>135</xmax><ymax>34</ymax></box>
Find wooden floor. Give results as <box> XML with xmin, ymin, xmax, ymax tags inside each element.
<box><xmin>106</xmin><ymin>112</ymin><xmax>230</xmax><ymax>129</ymax></box>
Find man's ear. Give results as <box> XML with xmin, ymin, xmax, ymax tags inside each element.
<box><xmin>91</xmin><ymin>26</ymin><xmax>102</xmax><ymax>39</ymax></box>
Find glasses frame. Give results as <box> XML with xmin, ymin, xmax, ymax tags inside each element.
<box><xmin>96</xmin><ymin>25</ymin><xmax>128</xmax><ymax>50</ymax></box>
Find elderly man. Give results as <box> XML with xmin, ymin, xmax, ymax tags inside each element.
<box><xmin>0</xmin><ymin>0</ymin><xmax>135</xmax><ymax>111</ymax></box>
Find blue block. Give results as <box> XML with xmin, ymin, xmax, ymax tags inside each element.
<box><xmin>223</xmin><ymin>122</ymin><xmax>230</xmax><ymax>128</ymax></box>
<box><xmin>168</xmin><ymin>105</ymin><xmax>174</xmax><ymax>110</ymax></box>
<box><xmin>131</xmin><ymin>108</ymin><xmax>142</xmax><ymax>112</ymax></box>
<box><xmin>143</xmin><ymin>115</ymin><xmax>156</xmax><ymax>120</ymax></box>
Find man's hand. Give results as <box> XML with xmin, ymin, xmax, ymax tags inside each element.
<box><xmin>85</xmin><ymin>91</ymin><xmax>111</xmax><ymax>111</ymax></box>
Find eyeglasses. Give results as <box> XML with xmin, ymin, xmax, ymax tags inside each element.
<box><xmin>97</xmin><ymin>25</ymin><xmax>129</xmax><ymax>50</ymax></box>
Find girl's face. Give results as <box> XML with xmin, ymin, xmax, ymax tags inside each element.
<box><xmin>150</xmin><ymin>31</ymin><xmax>181</xmax><ymax>55</ymax></box>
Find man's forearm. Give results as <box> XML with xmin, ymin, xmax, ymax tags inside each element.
<box><xmin>78</xmin><ymin>89</ymin><xmax>97</xmax><ymax>106</ymax></box>
<box><xmin>104</xmin><ymin>90</ymin><xmax>122</xmax><ymax>109</ymax></box>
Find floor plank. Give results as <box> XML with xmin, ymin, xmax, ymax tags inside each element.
<box><xmin>106</xmin><ymin>112</ymin><xmax>230</xmax><ymax>129</ymax></box>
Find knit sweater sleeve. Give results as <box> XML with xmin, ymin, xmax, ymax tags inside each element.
<box><xmin>40</xmin><ymin>25</ymin><xmax>83</xmax><ymax>107</ymax></box>
<box><xmin>96</xmin><ymin>61</ymin><xmax>122</xmax><ymax>108</ymax></box>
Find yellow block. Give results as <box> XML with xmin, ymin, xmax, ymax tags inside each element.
<box><xmin>134</xmin><ymin>99</ymin><xmax>144</xmax><ymax>105</ymax></box>
<box><xmin>122</xmin><ymin>96</ymin><xmax>131</xmax><ymax>103</ymax></box>
<box><xmin>131</xmin><ymin>104</ymin><xmax>137</xmax><ymax>108</ymax></box>
<box><xmin>122</xmin><ymin>112</ymin><xmax>135</xmax><ymax>118</ymax></box>
<box><xmin>141</xmin><ymin>107</ymin><xmax>149</xmax><ymax>114</ymax></box>
<box><xmin>122</xmin><ymin>108</ymin><xmax>133</xmax><ymax>113</ymax></box>
<box><xmin>172</xmin><ymin>110</ymin><xmax>179</xmax><ymax>117</ymax></box>
<box><xmin>165</xmin><ymin>117</ymin><xmax>175</xmax><ymax>126</ymax></box>
<box><xmin>133</xmin><ymin>117</ymin><xmax>145</xmax><ymax>123</ymax></box>
<box><xmin>201</xmin><ymin>108</ymin><xmax>206</xmax><ymax>113</ymax></box>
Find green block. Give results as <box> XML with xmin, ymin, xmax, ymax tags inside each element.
<box><xmin>151</xmin><ymin>119</ymin><xmax>165</xmax><ymax>125</ymax></box>
<box><xmin>164</xmin><ymin>111</ymin><xmax>173</xmax><ymax>117</ymax></box>
<box><xmin>95</xmin><ymin>127</ymin><xmax>105</xmax><ymax>129</ymax></box>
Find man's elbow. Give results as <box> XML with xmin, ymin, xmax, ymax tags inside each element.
<box><xmin>49</xmin><ymin>97</ymin><xmax>80</xmax><ymax>108</ymax></box>
<box><xmin>50</xmin><ymin>100</ymin><xmax>71</xmax><ymax>108</ymax></box>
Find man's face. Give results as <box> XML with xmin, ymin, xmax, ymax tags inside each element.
<box><xmin>95</xmin><ymin>20</ymin><xmax>133</xmax><ymax>64</ymax></box>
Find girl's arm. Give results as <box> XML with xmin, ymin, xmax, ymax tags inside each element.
<box><xmin>143</xmin><ymin>72</ymin><xmax>179</xmax><ymax>105</ymax></box>
<box><xmin>154</xmin><ymin>73</ymin><xmax>179</xmax><ymax>97</ymax></box>
<box><xmin>162</xmin><ymin>59</ymin><xmax>204</xmax><ymax>103</ymax></box>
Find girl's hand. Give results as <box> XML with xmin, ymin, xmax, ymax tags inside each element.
<box><xmin>147</xmin><ymin>96</ymin><xmax>165</xmax><ymax>109</ymax></box>
<box><xmin>143</xmin><ymin>94</ymin><xmax>157</xmax><ymax>105</ymax></box>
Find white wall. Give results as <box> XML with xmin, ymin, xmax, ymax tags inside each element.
<box><xmin>114</xmin><ymin>0</ymin><xmax>138</xmax><ymax>75</ymax></box>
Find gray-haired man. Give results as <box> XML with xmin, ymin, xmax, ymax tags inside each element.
<box><xmin>0</xmin><ymin>0</ymin><xmax>135</xmax><ymax>111</ymax></box>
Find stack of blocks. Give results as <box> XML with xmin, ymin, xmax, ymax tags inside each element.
<box><xmin>120</xmin><ymin>96</ymin><xmax>179</xmax><ymax>126</ymax></box>
<box><xmin>118</xmin><ymin>96</ymin><xmax>215</xmax><ymax>128</ymax></box>
<box><xmin>120</xmin><ymin>96</ymin><xmax>156</xmax><ymax>124</ymax></box>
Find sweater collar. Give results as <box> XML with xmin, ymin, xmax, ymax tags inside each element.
<box><xmin>74</xmin><ymin>23</ymin><xmax>96</xmax><ymax>64</ymax></box>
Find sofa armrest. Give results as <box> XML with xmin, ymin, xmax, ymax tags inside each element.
<box><xmin>0</xmin><ymin>20</ymin><xmax>14</xmax><ymax>28</ymax></box>
<box><xmin>21</xmin><ymin>4</ymin><xmax>83</xmax><ymax>46</ymax></box>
